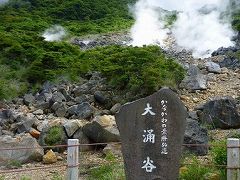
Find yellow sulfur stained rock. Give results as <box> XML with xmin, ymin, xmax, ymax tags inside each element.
<box><xmin>43</xmin><ymin>149</ymin><xmax>57</xmax><ymax>164</ymax></box>
<box><xmin>179</xmin><ymin>166</ymin><xmax>188</xmax><ymax>175</ymax></box>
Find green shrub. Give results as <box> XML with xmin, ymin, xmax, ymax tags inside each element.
<box><xmin>211</xmin><ymin>140</ymin><xmax>227</xmax><ymax>166</ymax></box>
<box><xmin>0</xmin><ymin>64</ymin><xmax>28</xmax><ymax>100</ymax></box>
<box><xmin>232</xmin><ymin>11</ymin><xmax>240</xmax><ymax>31</ymax></box>
<box><xmin>79</xmin><ymin>45</ymin><xmax>185</xmax><ymax>96</ymax></box>
<box><xmin>164</xmin><ymin>11</ymin><xmax>178</xmax><ymax>28</ymax></box>
<box><xmin>44</xmin><ymin>126</ymin><xmax>65</xmax><ymax>146</ymax></box>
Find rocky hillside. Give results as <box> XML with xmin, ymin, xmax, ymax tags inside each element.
<box><xmin>0</xmin><ymin>31</ymin><xmax>239</xmax><ymax>179</ymax></box>
<box><xmin>0</xmin><ymin>1</ymin><xmax>240</xmax><ymax>179</ymax></box>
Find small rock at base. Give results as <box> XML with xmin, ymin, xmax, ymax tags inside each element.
<box><xmin>29</xmin><ymin>128</ymin><xmax>40</xmax><ymax>139</ymax></box>
<box><xmin>43</xmin><ymin>149</ymin><xmax>58</xmax><ymax>164</ymax></box>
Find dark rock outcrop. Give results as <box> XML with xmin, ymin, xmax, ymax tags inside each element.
<box><xmin>219</xmin><ymin>57</ymin><xmax>240</xmax><ymax>70</ymax></box>
<box><xmin>82</xmin><ymin>115</ymin><xmax>120</xmax><ymax>143</ymax></box>
<box><xmin>199</xmin><ymin>96</ymin><xmax>240</xmax><ymax>129</ymax></box>
<box><xmin>184</xmin><ymin>118</ymin><xmax>209</xmax><ymax>155</ymax></box>
<box><xmin>66</xmin><ymin>102</ymin><xmax>94</xmax><ymax>119</ymax></box>
<box><xmin>180</xmin><ymin>65</ymin><xmax>207</xmax><ymax>91</ymax></box>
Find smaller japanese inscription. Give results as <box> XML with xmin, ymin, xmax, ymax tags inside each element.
<box><xmin>161</xmin><ymin>100</ymin><xmax>168</xmax><ymax>155</ymax></box>
<box><xmin>116</xmin><ymin>88</ymin><xmax>187</xmax><ymax>180</ymax></box>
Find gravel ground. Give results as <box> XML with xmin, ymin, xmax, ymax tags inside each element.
<box><xmin>1</xmin><ymin>161</ymin><xmax>67</xmax><ymax>180</ymax></box>
<box><xmin>180</xmin><ymin>67</ymin><xmax>240</xmax><ymax>111</ymax></box>
<box><xmin>0</xmin><ymin>152</ymin><xmax>111</xmax><ymax>180</ymax></box>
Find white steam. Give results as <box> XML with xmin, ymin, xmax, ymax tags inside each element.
<box><xmin>130</xmin><ymin>1</ymin><xmax>169</xmax><ymax>46</ymax></box>
<box><xmin>130</xmin><ymin>0</ymin><xmax>238</xmax><ymax>58</ymax></box>
<box><xmin>42</xmin><ymin>25</ymin><xmax>67</xmax><ymax>42</ymax></box>
<box><xmin>0</xmin><ymin>0</ymin><xmax>8</xmax><ymax>5</ymax></box>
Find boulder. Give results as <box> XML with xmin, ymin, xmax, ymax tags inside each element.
<box><xmin>0</xmin><ymin>134</ymin><xmax>44</xmax><ymax>165</ymax></box>
<box><xmin>2</xmin><ymin>130</ymin><xmax>14</xmax><ymax>136</ymax></box>
<box><xmin>73</xmin><ymin>83</ymin><xmax>92</xmax><ymax>97</ymax></box>
<box><xmin>73</xmin><ymin>128</ymin><xmax>93</xmax><ymax>152</ymax></box>
<box><xmin>103</xmin><ymin>143</ymin><xmax>122</xmax><ymax>157</ymax></box>
<box><xmin>58</xmin><ymin>87</ymin><xmax>71</xmax><ymax>101</ymax></box>
<box><xmin>180</xmin><ymin>65</ymin><xmax>207</xmax><ymax>91</ymax></box>
<box><xmin>188</xmin><ymin>111</ymin><xmax>199</xmax><ymax>120</ymax></box>
<box><xmin>199</xmin><ymin>96</ymin><xmax>240</xmax><ymax>129</ymax></box>
<box><xmin>43</xmin><ymin>149</ymin><xmax>57</xmax><ymax>164</ymax></box>
<box><xmin>35</xmin><ymin>101</ymin><xmax>51</xmax><ymax>111</ymax></box>
<box><xmin>51</xmin><ymin>102</ymin><xmax>67</xmax><ymax>117</ymax></box>
<box><xmin>29</xmin><ymin>128</ymin><xmax>40</xmax><ymax>139</ymax></box>
<box><xmin>41</xmin><ymin>81</ymin><xmax>54</xmax><ymax>94</ymax></box>
<box><xmin>67</xmin><ymin>102</ymin><xmax>94</xmax><ymax>119</ymax></box>
<box><xmin>183</xmin><ymin>118</ymin><xmax>208</xmax><ymax>155</ymax></box>
<box><xmin>219</xmin><ymin>57</ymin><xmax>240</xmax><ymax>70</ymax></box>
<box><xmin>82</xmin><ymin>115</ymin><xmax>120</xmax><ymax>142</ymax></box>
<box><xmin>23</xmin><ymin>94</ymin><xmax>35</xmax><ymax>106</ymax></box>
<box><xmin>37</xmin><ymin>117</ymin><xmax>67</xmax><ymax>132</ymax></box>
<box><xmin>35</xmin><ymin>92</ymin><xmax>52</xmax><ymax>103</ymax></box>
<box><xmin>205</xmin><ymin>62</ymin><xmax>221</xmax><ymax>73</ymax></box>
<box><xmin>16</xmin><ymin>116</ymin><xmax>37</xmax><ymax>134</ymax></box>
<box><xmin>51</xmin><ymin>92</ymin><xmax>66</xmax><ymax>103</ymax></box>
<box><xmin>94</xmin><ymin>91</ymin><xmax>108</xmax><ymax>104</ymax></box>
<box><xmin>110</xmin><ymin>103</ymin><xmax>122</xmax><ymax>114</ymax></box>
<box><xmin>211</xmin><ymin>46</ymin><xmax>239</xmax><ymax>56</ymax></box>
<box><xmin>63</xmin><ymin>119</ymin><xmax>88</xmax><ymax>137</ymax></box>
<box><xmin>73</xmin><ymin>72</ymin><xmax>106</xmax><ymax>97</ymax></box>
<box><xmin>0</xmin><ymin>109</ymin><xmax>13</xmax><ymax>119</ymax></box>
<box><xmin>0</xmin><ymin>109</ymin><xmax>14</xmax><ymax>126</ymax></box>
<box><xmin>33</xmin><ymin>109</ymin><xmax>44</xmax><ymax>115</ymax></box>
<box><xmin>75</xmin><ymin>95</ymin><xmax>89</xmax><ymax>104</ymax></box>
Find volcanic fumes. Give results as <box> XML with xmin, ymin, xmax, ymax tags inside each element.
<box><xmin>130</xmin><ymin>0</ymin><xmax>239</xmax><ymax>58</ymax></box>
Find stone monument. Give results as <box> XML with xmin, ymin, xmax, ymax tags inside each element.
<box><xmin>116</xmin><ymin>88</ymin><xmax>187</xmax><ymax>180</ymax></box>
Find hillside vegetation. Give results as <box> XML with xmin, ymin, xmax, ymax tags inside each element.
<box><xmin>0</xmin><ymin>0</ymin><xmax>239</xmax><ymax>99</ymax></box>
<box><xmin>0</xmin><ymin>0</ymin><xmax>136</xmax><ymax>99</ymax></box>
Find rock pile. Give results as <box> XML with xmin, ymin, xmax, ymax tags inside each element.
<box><xmin>0</xmin><ymin>72</ymin><xmax>121</xmax><ymax>164</ymax></box>
<box><xmin>71</xmin><ymin>32</ymin><xmax>131</xmax><ymax>50</ymax></box>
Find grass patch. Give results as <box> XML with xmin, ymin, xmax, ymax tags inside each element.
<box><xmin>179</xmin><ymin>156</ymin><xmax>225</xmax><ymax>180</ymax></box>
<box><xmin>51</xmin><ymin>172</ymin><xmax>63</xmax><ymax>180</ymax></box>
<box><xmin>6</xmin><ymin>160</ymin><xmax>22</xmax><ymax>169</ymax></box>
<box><xmin>87</xmin><ymin>152</ymin><xmax>125</xmax><ymax>180</ymax></box>
<box><xmin>88</xmin><ymin>163</ymin><xmax>125</xmax><ymax>180</ymax></box>
<box><xmin>20</xmin><ymin>176</ymin><xmax>31</xmax><ymax>180</ymax></box>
